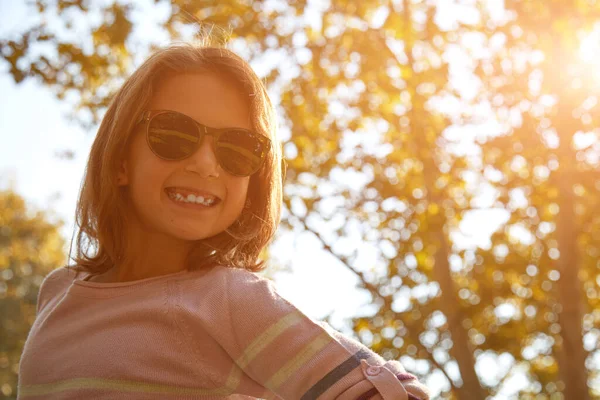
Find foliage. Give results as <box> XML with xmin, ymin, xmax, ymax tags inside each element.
<box><xmin>468</xmin><ymin>1</ymin><xmax>600</xmax><ymax>397</ymax></box>
<box><xmin>0</xmin><ymin>190</ymin><xmax>66</xmax><ymax>399</ymax></box>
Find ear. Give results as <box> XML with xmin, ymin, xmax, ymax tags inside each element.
<box><xmin>116</xmin><ymin>159</ymin><xmax>129</xmax><ymax>186</ymax></box>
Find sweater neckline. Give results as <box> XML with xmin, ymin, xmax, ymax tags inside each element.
<box><xmin>65</xmin><ymin>265</ymin><xmax>219</xmax><ymax>298</ymax></box>
<box><xmin>66</xmin><ymin>268</ymin><xmax>191</xmax><ymax>298</ymax></box>
<box><xmin>73</xmin><ymin>268</ymin><xmax>190</xmax><ymax>288</ymax></box>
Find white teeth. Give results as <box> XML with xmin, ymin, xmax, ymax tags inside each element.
<box><xmin>168</xmin><ymin>190</ymin><xmax>216</xmax><ymax>206</ymax></box>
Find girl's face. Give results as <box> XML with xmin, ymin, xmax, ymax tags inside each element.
<box><xmin>117</xmin><ymin>72</ymin><xmax>251</xmax><ymax>243</ymax></box>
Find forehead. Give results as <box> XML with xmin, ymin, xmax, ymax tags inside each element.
<box><xmin>149</xmin><ymin>72</ymin><xmax>252</xmax><ymax>130</ymax></box>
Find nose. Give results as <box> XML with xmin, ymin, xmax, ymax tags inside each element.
<box><xmin>184</xmin><ymin>136</ymin><xmax>220</xmax><ymax>178</ymax></box>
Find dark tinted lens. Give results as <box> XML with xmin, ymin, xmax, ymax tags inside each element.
<box><xmin>147</xmin><ymin>112</ymin><xmax>199</xmax><ymax>160</ymax></box>
<box><xmin>215</xmin><ymin>130</ymin><xmax>265</xmax><ymax>176</ymax></box>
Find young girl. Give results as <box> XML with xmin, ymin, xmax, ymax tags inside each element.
<box><xmin>17</xmin><ymin>37</ymin><xmax>431</xmax><ymax>400</ymax></box>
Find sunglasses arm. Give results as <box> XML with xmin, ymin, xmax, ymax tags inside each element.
<box><xmin>137</xmin><ymin>111</ymin><xmax>152</xmax><ymax>125</ymax></box>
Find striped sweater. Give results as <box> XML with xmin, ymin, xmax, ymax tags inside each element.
<box><xmin>18</xmin><ymin>264</ymin><xmax>430</xmax><ymax>399</ymax></box>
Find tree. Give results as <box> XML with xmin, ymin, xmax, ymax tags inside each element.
<box><xmin>0</xmin><ymin>189</ymin><xmax>66</xmax><ymax>399</ymax></box>
<box><xmin>470</xmin><ymin>1</ymin><xmax>600</xmax><ymax>397</ymax></box>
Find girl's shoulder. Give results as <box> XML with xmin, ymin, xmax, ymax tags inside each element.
<box><xmin>44</xmin><ymin>264</ymin><xmax>76</xmax><ymax>278</ymax></box>
<box><xmin>202</xmin><ymin>264</ymin><xmax>274</xmax><ymax>290</ymax></box>
<box><xmin>37</xmin><ymin>265</ymin><xmax>80</xmax><ymax>313</ymax></box>
<box><xmin>40</xmin><ymin>265</ymin><xmax>80</xmax><ymax>287</ymax></box>
<box><xmin>180</xmin><ymin>264</ymin><xmax>276</xmax><ymax>303</ymax></box>
<box><xmin>188</xmin><ymin>264</ymin><xmax>264</xmax><ymax>283</ymax></box>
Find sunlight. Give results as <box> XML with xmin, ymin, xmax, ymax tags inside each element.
<box><xmin>572</xmin><ymin>25</ymin><xmax>600</xmax><ymax>93</ymax></box>
<box><xmin>579</xmin><ymin>26</ymin><xmax>600</xmax><ymax>65</ymax></box>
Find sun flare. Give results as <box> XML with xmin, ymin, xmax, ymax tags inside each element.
<box><xmin>579</xmin><ymin>27</ymin><xmax>600</xmax><ymax>64</ymax></box>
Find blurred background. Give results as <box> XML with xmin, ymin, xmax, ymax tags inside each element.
<box><xmin>1</xmin><ymin>0</ymin><xmax>599</xmax><ymax>398</ymax></box>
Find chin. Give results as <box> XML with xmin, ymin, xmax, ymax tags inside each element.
<box><xmin>172</xmin><ymin>231</ymin><xmax>212</xmax><ymax>242</ymax></box>
<box><xmin>172</xmin><ymin>226</ymin><xmax>225</xmax><ymax>241</ymax></box>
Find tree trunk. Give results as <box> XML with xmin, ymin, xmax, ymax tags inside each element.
<box><xmin>402</xmin><ymin>1</ymin><xmax>486</xmax><ymax>397</ymax></box>
<box><xmin>553</xmin><ymin>113</ymin><xmax>590</xmax><ymax>400</ymax></box>
<box><xmin>433</xmin><ymin>228</ymin><xmax>487</xmax><ymax>399</ymax></box>
<box><xmin>421</xmin><ymin>154</ymin><xmax>486</xmax><ymax>398</ymax></box>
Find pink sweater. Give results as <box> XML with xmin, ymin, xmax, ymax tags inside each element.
<box><xmin>18</xmin><ymin>264</ymin><xmax>430</xmax><ymax>399</ymax></box>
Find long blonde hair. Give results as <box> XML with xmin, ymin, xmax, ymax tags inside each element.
<box><xmin>70</xmin><ymin>37</ymin><xmax>283</xmax><ymax>277</ymax></box>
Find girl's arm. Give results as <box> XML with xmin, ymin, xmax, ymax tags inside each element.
<box><xmin>198</xmin><ymin>266</ymin><xmax>431</xmax><ymax>400</ymax></box>
<box><xmin>314</xmin><ymin>320</ymin><xmax>430</xmax><ymax>400</ymax></box>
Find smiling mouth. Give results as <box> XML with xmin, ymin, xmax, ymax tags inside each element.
<box><xmin>164</xmin><ymin>188</ymin><xmax>221</xmax><ymax>207</ymax></box>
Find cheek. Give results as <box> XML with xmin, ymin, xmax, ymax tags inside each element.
<box><xmin>229</xmin><ymin>178</ymin><xmax>250</xmax><ymax>211</ymax></box>
<box><xmin>129</xmin><ymin>155</ymin><xmax>172</xmax><ymax>196</ymax></box>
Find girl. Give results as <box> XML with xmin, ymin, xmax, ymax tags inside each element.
<box><xmin>17</xmin><ymin>36</ymin><xmax>431</xmax><ymax>400</ymax></box>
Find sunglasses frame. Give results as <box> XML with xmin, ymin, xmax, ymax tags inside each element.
<box><xmin>138</xmin><ymin>110</ymin><xmax>271</xmax><ymax>177</ymax></box>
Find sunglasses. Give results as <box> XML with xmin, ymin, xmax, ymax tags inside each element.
<box><xmin>138</xmin><ymin>110</ymin><xmax>271</xmax><ymax>177</ymax></box>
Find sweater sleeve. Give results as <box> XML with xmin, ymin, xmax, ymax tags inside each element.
<box><xmin>208</xmin><ymin>267</ymin><xmax>430</xmax><ymax>400</ymax></box>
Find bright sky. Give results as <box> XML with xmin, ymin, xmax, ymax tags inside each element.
<box><xmin>0</xmin><ymin>0</ymin><xmax>543</xmax><ymax>397</ymax></box>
